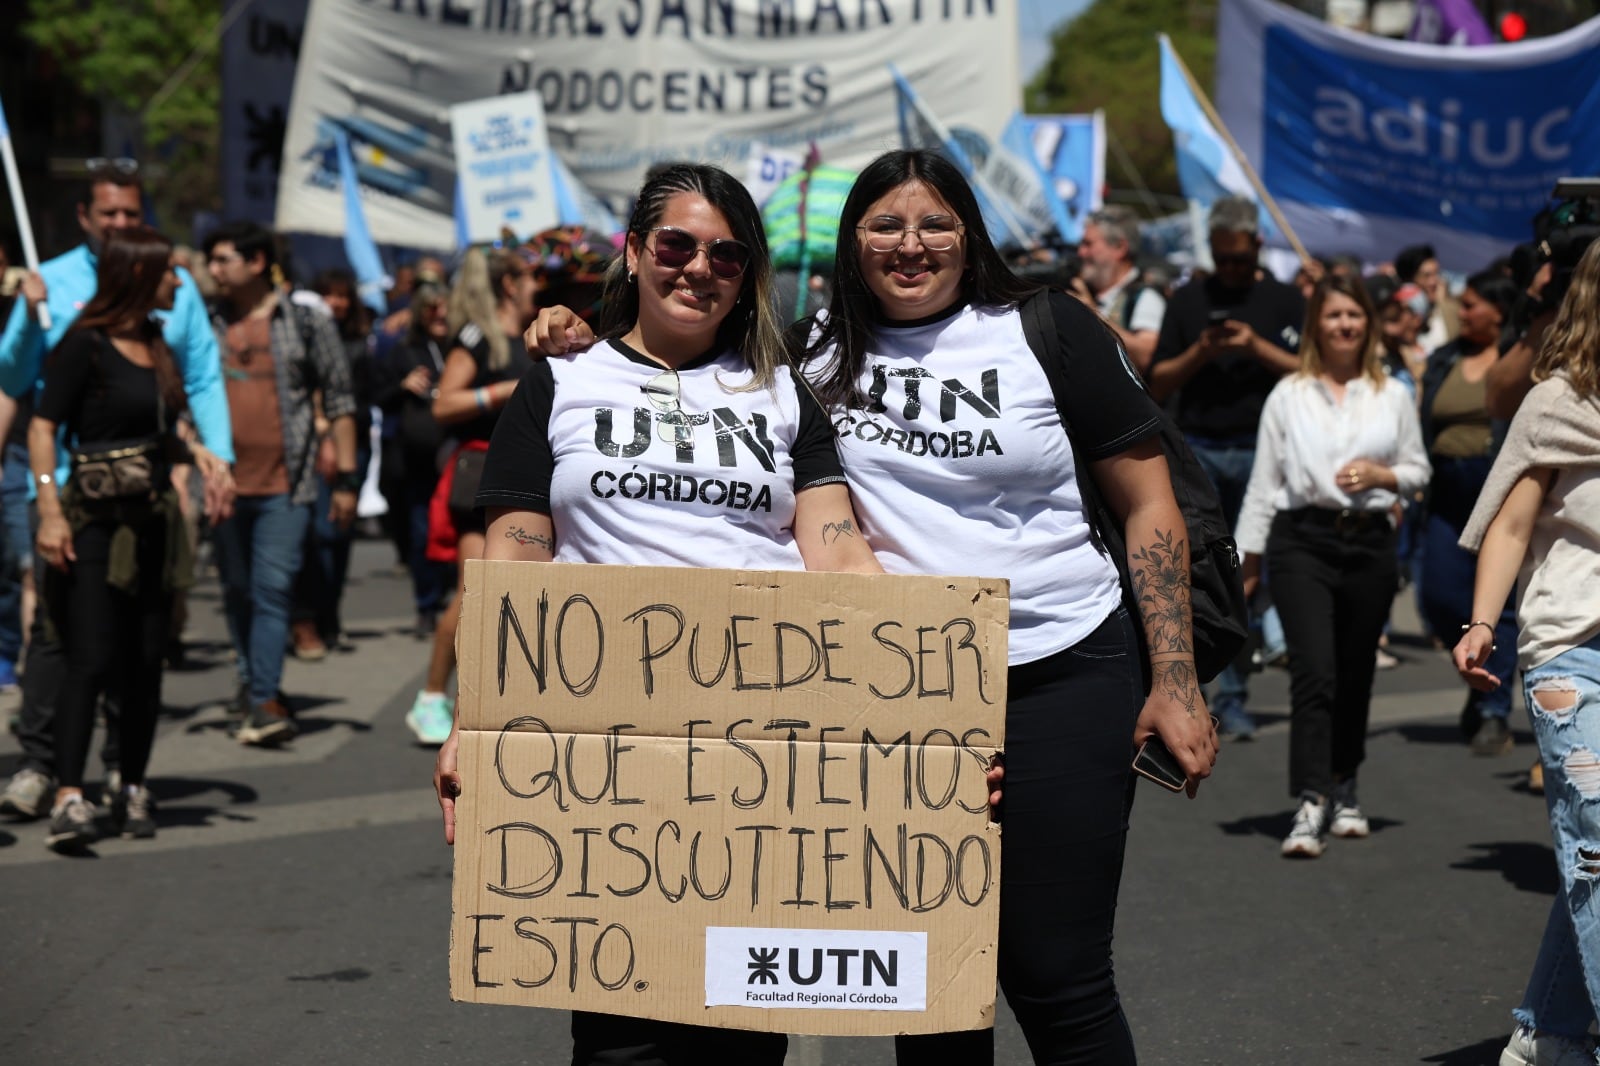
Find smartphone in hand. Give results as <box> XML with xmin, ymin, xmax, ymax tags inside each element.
<box><xmin>1132</xmin><ymin>736</ymin><xmax>1187</xmax><ymax>792</ymax></box>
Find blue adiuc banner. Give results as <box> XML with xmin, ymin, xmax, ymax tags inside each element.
<box><xmin>1218</xmin><ymin>0</ymin><xmax>1600</xmax><ymax>269</ymax></box>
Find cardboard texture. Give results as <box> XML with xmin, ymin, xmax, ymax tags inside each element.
<box><xmin>450</xmin><ymin>561</ymin><xmax>1009</xmax><ymax>1036</ymax></box>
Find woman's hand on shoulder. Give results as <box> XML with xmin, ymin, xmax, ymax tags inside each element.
<box><xmin>1134</xmin><ymin>661</ymin><xmax>1218</xmax><ymax>798</ymax></box>
<box><xmin>524</xmin><ymin>306</ymin><xmax>596</xmax><ymax>358</ymax></box>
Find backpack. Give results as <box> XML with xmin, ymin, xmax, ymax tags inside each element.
<box><xmin>1019</xmin><ymin>292</ymin><xmax>1248</xmax><ymax>685</ymax></box>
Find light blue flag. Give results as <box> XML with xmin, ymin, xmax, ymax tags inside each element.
<box><xmin>453</xmin><ymin>178</ymin><xmax>471</xmax><ymax>252</ymax></box>
<box><xmin>1003</xmin><ymin>113</ymin><xmax>1081</xmax><ymax>242</ymax></box>
<box><xmin>889</xmin><ymin>65</ymin><xmax>1033</xmax><ymax>248</ymax></box>
<box><xmin>549</xmin><ymin>153</ymin><xmax>622</xmax><ymax>236</ymax></box>
<box><xmin>1158</xmin><ymin>35</ymin><xmax>1278</xmax><ymax>240</ymax></box>
<box><xmin>331</xmin><ymin>126</ymin><xmax>389</xmax><ymax>314</ymax></box>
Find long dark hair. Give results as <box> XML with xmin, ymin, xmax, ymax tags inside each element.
<box><xmin>596</xmin><ymin>163</ymin><xmax>785</xmax><ymax>389</ymax></box>
<box><xmin>806</xmin><ymin>150</ymin><xmax>1040</xmax><ymax>409</ymax></box>
<box><xmin>70</xmin><ymin>225</ymin><xmax>188</xmax><ymax>414</ymax></box>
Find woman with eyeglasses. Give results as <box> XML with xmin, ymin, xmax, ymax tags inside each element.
<box><xmin>521</xmin><ymin>149</ymin><xmax>1217</xmax><ymax>1065</ymax></box>
<box><xmin>433</xmin><ymin>163</ymin><xmax>881</xmax><ymax>1066</ymax></box>
<box><xmin>403</xmin><ymin>247</ymin><xmax>540</xmax><ymax>746</ymax></box>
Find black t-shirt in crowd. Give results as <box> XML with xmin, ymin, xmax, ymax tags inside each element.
<box><xmin>37</xmin><ymin>328</ymin><xmax>164</xmax><ymax>446</ymax></box>
<box><xmin>451</xmin><ymin>323</ymin><xmax>532</xmax><ymax>445</ymax></box>
<box><xmin>1150</xmin><ymin>273</ymin><xmax>1306</xmax><ymax>441</ymax></box>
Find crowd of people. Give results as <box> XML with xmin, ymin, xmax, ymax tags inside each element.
<box><xmin>0</xmin><ymin>152</ymin><xmax>1594</xmax><ymax>1063</ymax></box>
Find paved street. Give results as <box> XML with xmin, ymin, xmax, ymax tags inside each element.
<box><xmin>0</xmin><ymin>540</ymin><xmax>1555</xmax><ymax>1065</ymax></box>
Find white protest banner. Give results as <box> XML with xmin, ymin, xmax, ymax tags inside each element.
<box><xmin>450</xmin><ymin>561</ymin><xmax>1008</xmax><ymax>1036</ymax></box>
<box><xmin>450</xmin><ymin>94</ymin><xmax>559</xmax><ymax>245</ymax></box>
<box><xmin>744</xmin><ymin>142</ymin><xmax>806</xmax><ymax>208</ymax></box>
<box><xmin>277</xmin><ymin>1</ymin><xmax>1019</xmax><ymax>249</ymax></box>
<box><xmin>1217</xmin><ymin>0</ymin><xmax>1600</xmax><ymax>268</ymax></box>
<box><xmin>221</xmin><ymin>0</ymin><xmax>310</xmax><ymax>224</ymax></box>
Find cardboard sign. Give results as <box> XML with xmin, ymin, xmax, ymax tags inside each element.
<box><xmin>450</xmin><ymin>93</ymin><xmax>559</xmax><ymax>245</ymax></box>
<box><xmin>450</xmin><ymin>561</ymin><xmax>1008</xmax><ymax>1036</ymax></box>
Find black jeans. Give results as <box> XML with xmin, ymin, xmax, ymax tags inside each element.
<box><xmin>13</xmin><ymin>501</ymin><xmax>120</xmax><ymax>778</ymax></box>
<box><xmin>45</xmin><ymin>516</ymin><xmax>170</xmax><ymax>791</ymax></box>
<box><xmin>569</xmin><ymin>1012</ymin><xmax>786</xmax><ymax>1066</ymax></box>
<box><xmin>1267</xmin><ymin>509</ymin><xmax>1397</xmax><ymax>800</ymax></box>
<box><xmin>897</xmin><ymin>606</ymin><xmax>1144</xmax><ymax>1066</ymax></box>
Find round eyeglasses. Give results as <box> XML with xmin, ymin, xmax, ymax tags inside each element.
<box><xmin>856</xmin><ymin>214</ymin><xmax>965</xmax><ymax>253</ymax></box>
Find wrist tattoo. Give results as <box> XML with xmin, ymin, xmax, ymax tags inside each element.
<box><xmin>1152</xmin><ymin>659</ymin><xmax>1202</xmax><ymax>718</ymax></box>
<box><xmin>1131</xmin><ymin>526</ymin><xmax>1195</xmax><ymax>657</ymax></box>
<box><xmin>821</xmin><ymin>519</ymin><xmax>858</xmax><ymax>544</ymax></box>
<box><xmin>505</xmin><ymin>526</ymin><xmax>554</xmax><ymax>552</ymax></box>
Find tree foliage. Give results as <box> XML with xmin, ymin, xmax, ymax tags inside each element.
<box><xmin>25</xmin><ymin>0</ymin><xmax>222</xmax><ymax>237</ymax></box>
<box><xmin>1026</xmin><ymin>0</ymin><xmax>1216</xmax><ymax>212</ymax></box>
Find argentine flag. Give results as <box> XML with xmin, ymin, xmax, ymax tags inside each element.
<box><xmin>1158</xmin><ymin>35</ymin><xmax>1279</xmax><ymax>241</ymax></box>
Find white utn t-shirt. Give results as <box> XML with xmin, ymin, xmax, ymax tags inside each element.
<box><xmin>810</xmin><ymin>298</ymin><xmax>1162</xmax><ymax>664</ymax></box>
<box><xmin>475</xmin><ymin>339</ymin><xmax>845</xmax><ymax>569</ymax></box>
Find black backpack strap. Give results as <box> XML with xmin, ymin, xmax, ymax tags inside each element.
<box><xmin>1019</xmin><ymin>293</ymin><xmax>1117</xmax><ymax>562</ymax></box>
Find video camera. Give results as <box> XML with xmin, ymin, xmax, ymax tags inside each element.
<box><xmin>1533</xmin><ymin>177</ymin><xmax>1600</xmax><ymax>309</ymax></box>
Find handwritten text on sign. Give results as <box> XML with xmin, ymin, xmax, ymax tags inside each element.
<box><xmin>449</xmin><ymin>562</ymin><xmax>1007</xmax><ymax>1036</ymax></box>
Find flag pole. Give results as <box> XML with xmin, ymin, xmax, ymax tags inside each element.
<box><xmin>0</xmin><ymin>99</ymin><xmax>51</xmax><ymax>331</ymax></box>
<box><xmin>1164</xmin><ymin>41</ymin><xmax>1313</xmax><ymax>268</ymax></box>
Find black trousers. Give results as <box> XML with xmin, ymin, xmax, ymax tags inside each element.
<box><xmin>1266</xmin><ymin>509</ymin><xmax>1397</xmax><ymax>800</ymax></box>
<box><xmin>45</xmin><ymin>517</ymin><xmax>170</xmax><ymax>791</ymax></box>
<box><xmin>896</xmin><ymin>607</ymin><xmax>1144</xmax><ymax>1066</ymax></box>
<box><xmin>13</xmin><ymin>502</ymin><xmax>120</xmax><ymax>778</ymax></box>
<box><xmin>569</xmin><ymin>1012</ymin><xmax>786</xmax><ymax>1066</ymax></box>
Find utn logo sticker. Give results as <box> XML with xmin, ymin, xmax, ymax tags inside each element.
<box><xmin>704</xmin><ymin>928</ymin><xmax>928</xmax><ymax>1012</ymax></box>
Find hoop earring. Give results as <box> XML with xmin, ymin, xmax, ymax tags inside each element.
<box><xmin>627</xmin><ymin>270</ymin><xmax>636</xmax><ymax>284</ymax></box>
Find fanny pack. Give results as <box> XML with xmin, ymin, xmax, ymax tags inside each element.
<box><xmin>70</xmin><ymin>437</ymin><xmax>166</xmax><ymax>502</ymax></box>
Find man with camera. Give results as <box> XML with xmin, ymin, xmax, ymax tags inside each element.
<box><xmin>1148</xmin><ymin>196</ymin><xmax>1307</xmax><ymax>741</ymax></box>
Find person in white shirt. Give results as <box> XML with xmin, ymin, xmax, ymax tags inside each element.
<box><xmin>1236</xmin><ymin>275</ymin><xmax>1430</xmax><ymax>859</ymax></box>
<box><xmin>1076</xmin><ymin>205</ymin><xmax>1166</xmax><ymax>374</ymax></box>
<box><xmin>1453</xmin><ymin>238</ymin><xmax>1600</xmax><ymax>1066</ymax></box>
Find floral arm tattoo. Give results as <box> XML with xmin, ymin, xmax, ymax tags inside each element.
<box><xmin>1130</xmin><ymin>527</ymin><xmax>1201</xmax><ymax>718</ymax></box>
<box><xmin>505</xmin><ymin>526</ymin><xmax>555</xmax><ymax>553</ymax></box>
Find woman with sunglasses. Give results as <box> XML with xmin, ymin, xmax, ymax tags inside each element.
<box><xmin>434</xmin><ymin>163</ymin><xmax>881</xmax><ymax>1066</ymax></box>
<box><xmin>404</xmin><ymin>247</ymin><xmax>540</xmax><ymax>745</ymax></box>
<box><xmin>523</xmin><ymin>150</ymin><xmax>1217</xmax><ymax>1065</ymax></box>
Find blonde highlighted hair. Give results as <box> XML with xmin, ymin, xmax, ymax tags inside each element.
<box><xmin>1533</xmin><ymin>239</ymin><xmax>1600</xmax><ymax>400</ymax></box>
<box><xmin>1298</xmin><ymin>274</ymin><xmax>1387</xmax><ymax>388</ymax></box>
<box><xmin>447</xmin><ymin>247</ymin><xmax>526</xmax><ymax>372</ymax></box>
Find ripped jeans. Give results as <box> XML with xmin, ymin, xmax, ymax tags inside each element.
<box><xmin>1514</xmin><ymin>636</ymin><xmax>1600</xmax><ymax>1040</ymax></box>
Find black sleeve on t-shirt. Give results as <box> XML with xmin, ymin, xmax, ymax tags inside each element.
<box><xmin>35</xmin><ymin>329</ymin><xmax>97</xmax><ymax>430</ymax></box>
<box><xmin>788</xmin><ymin>367</ymin><xmax>846</xmax><ymax>490</ymax></box>
<box><xmin>1044</xmin><ymin>292</ymin><xmax>1164</xmax><ymax>460</ymax></box>
<box><xmin>475</xmin><ymin>361</ymin><xmax>556</xmax><ymax>515</ymax></box>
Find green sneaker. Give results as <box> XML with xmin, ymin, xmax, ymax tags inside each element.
<box><xmin>405</xmin><ymin>691</ymin><xmax>454</xmax><ymax>746</ymax></box>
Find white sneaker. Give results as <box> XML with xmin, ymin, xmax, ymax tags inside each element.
<box><xmin>1499</xmin><ymin>1024</ymin><xmax>1598</xmax><ymax>1066</ymax></box>
<box><xmin>1281</xmin><ymin>797</ymin><xmax>1327</xmax><ymax>858</ymax></box>
<box><xmin>405</xmin><ymin>691</ymin><xmax>455</xmax><ymax>746</ymax></box>
<box><xmin>1330</xmin><ymin>803</ymin><xmax>1370</xmax><ymax>838</ymax></box>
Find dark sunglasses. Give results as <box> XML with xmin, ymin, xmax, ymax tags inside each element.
<box><xmin>86</xmin><ymin>157</ymin><xmax>140</xmax><ymax>178</ymax></box>
<box><xmin>645</xmin><ymin>227</ymin><xmax>751</xmax><ymax>280</ymax></box>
